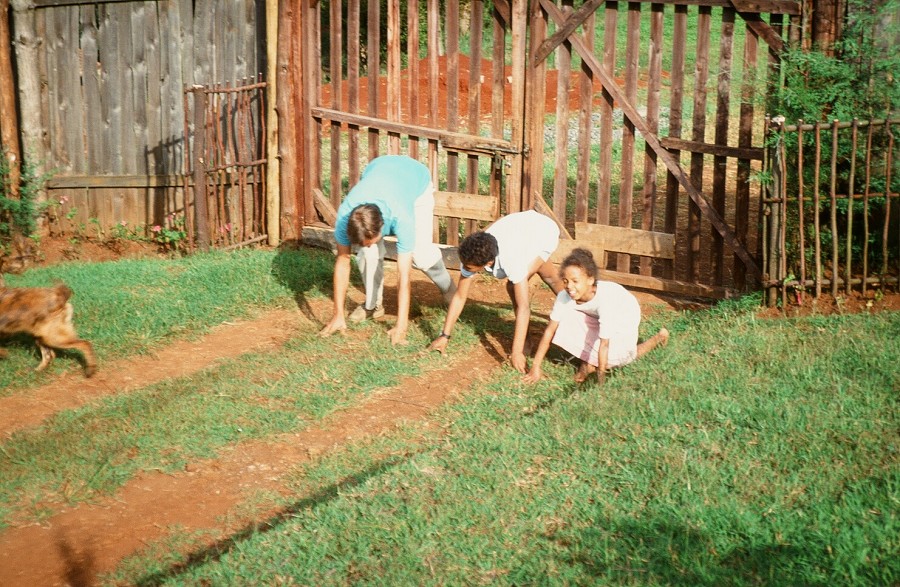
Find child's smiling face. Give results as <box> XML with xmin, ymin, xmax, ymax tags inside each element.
<box><xmin>561</xmin><ymin>265</ymin><xmax>595</xmax><ymax>303</ymax></box>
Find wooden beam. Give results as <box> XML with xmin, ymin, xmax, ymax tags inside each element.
<box><xmin>311</xmin><ymin>107</ymin><xmax>518</xmax><ymax>155</ymax></box>
<box><xmin>534</xmin><ymin>196</ymin><xmax>573</xmax><ymax>240</ymax></box>
<box><xmin>312</xmin><ymin>188</ymin><xmax>337</xmax><ymax>226</ymax></box>
<box><xmin>46</xmin><ymin>174</ymin><xmax>184</xmax><ymax>189</ymax></box>
<box><xmin>0</xmin><ymin>0</ymin><xmax>20</xmax><ymax>198</ymax></box>
<box><xmin>575</xmin><ymin>222</ymin><xmax>675</xmax><ymax>259</ymax></box>
<box><xmin>434</xmin><ymin>190</ymin><xmax>500</xmax><ymax>222</ymax></box>
<box><xmin>532</xmin><ymin>0</ymin><xmax>604</xmax><ymax>64</ymax></box>
<box><xmin>660</xmin><ymin>137</ymin><xmax>763</xmax><ymax>160</ymax></box>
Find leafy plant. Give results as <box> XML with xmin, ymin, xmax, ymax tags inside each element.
<box><xmin>151</xmin><ymin>213</ymin><xmax>188</xmax><ymax>253</ymax></box>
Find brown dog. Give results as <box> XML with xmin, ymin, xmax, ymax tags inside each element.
<box><xmin>0</xmin><ymin>277</ymin><xmax>97</xmax><ymax>377</ymax></box>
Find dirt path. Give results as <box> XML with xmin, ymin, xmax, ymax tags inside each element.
<box><xmin>0</xmin><ymin>309</ymin><xmax>502</xmax><ymax>586</ymax></box>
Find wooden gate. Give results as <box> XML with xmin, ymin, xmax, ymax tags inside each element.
<box><xmin>298</xmin><ymin>0</ymin><xmax>801</xmax><ymax>299</ymax></box>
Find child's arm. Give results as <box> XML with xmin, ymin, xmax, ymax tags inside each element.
<box><xmin>319</xmin><ymin>243</ymin><xmax>353</xmax><ymax>337</ymax></box>
<box><xmin>522</xmin><ymin>319</ymin><xmax>559</xmax><ymax>384</ymax></box>
<box><xmin>428</xmin><ymin>275</ymin><xmax>473</xmax><ymax>354</ymax></box>
<box><xmin>596</xmin><ymin>338</ymin><xmax>610</xmax><ymax>385</ymax></box>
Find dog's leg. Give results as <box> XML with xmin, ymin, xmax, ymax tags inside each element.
<box><xmin>36</xmin><ymin>344</ymin><xmax>56</xmax><ymax>371</ymax></box>
<box><xmin>34</xmin><ymin>304</ymin><xmax>98</xmax><ymax>378</ymax></box>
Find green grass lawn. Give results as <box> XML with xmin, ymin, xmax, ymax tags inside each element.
<box><xmin>1</xmin><ymin>248</ymin><xmax>897</xmax><ymax>585</ymax></box>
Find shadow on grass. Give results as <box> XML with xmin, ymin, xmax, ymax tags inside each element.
<box><xmin>133</xmin><ymin>453</ymin><xmax>416</xmax><ymax>586</ymax></box>
<box><xmin>552</xmin><ymin>516</ymin><xmax>808</xmax><ymax>586</ymax></box>
<box><xmin>270</xmin><ymin>241</ymin><xmax>345</xmax><ymax>326</ymax></box>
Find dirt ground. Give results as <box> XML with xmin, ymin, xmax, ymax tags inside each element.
<box><xmin>1</xmin><ymin>234</ymin><xmax>897</xmax><ymax>586</ymax></box>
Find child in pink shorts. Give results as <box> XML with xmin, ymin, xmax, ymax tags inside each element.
<box><xmin>523</xmin><ymin>248</ymin><xmax>669</xmax><ymax>385</ymax></box>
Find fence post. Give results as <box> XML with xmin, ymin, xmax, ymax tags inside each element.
<box><xmin>767</xmin><ymin>117</ymin><xmax>785</xmax><ymax>307</ymax></box>
<box><xmin>191</xmin><ymin>86</ymin><xmax>210</xmax><ymax>252</ymax></box>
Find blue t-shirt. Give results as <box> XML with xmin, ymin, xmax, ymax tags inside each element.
<box><xmin>334</xmin><ymin>156</ymin><xmax>432</xmax><ymax>254</ymax></box>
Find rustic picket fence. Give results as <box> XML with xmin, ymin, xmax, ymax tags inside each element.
<box><xmin>763</xmin><ymin>116</ymin><xmax>899</xmax><ymax>307</ymax></box>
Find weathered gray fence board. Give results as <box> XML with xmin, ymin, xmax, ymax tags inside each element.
<box><xmin>29</xmin><ymin>0</ymin><xmax>262</xmax><ymax>232</ymax></box>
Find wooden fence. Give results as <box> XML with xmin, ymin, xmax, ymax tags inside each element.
<box><xmin>299</xmin><ymin>0</ymin><xmax>803</xmax><ymax>299</ymax></box>
<box><xmin>15</xmin><ymin>0</ymin><xmax>264</xmax><ymax>238</ymax></box>
<box><xmin>764</xmin><ymin>117</ymin><xmax>900</xmax><ymax>307</ymax></box>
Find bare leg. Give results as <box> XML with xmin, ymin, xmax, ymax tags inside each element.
<box><xmin>636</xmin><ymin>327</ymin><xmax>669</xmax><ymax>359</ymax></box>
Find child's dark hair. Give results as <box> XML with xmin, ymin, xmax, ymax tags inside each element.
<box><xmin>458</xmin><ymin>232</ymin><xmax>499</xmax><ymax>267</ymax></box>
<box><xmin>347</xmin><ymin>204</ymin><xmax>384</xmax><ymax>245</ymax></box>
<box><xmin>561</xmin><ymin>248</ymin><xmax>599</xmax><ymax>280</ymax></box>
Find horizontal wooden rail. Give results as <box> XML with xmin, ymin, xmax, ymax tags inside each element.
<box><xmin>660</xmin><ymin>137</ymin><xmax>763</xmax><ymax>160</ymax></box>
<box><xmin>46</xmin><ymin>175</ymin><xmax>184</xmax><ymax>189</ymax></box>
<box><xmin>433</xmin><ymin>191</ymin><xmax>500</xmax><ymax>222</ymax></box>
<box><xmin>311</xmin><ymin>107</ymin><xmax>519</xmax><ymax>156</ymax></box>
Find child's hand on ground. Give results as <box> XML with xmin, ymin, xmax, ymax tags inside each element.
<box><xmin>388</xmin><ymin>325</ymin><xmax>409</xmax><ymax>346</ymax></box>
<box><xmin>509</xmin><ymin>351</ymin><xmax>527</xmax><ymax>373</ymax></box>
<box><xmin>522</xmin><ymin>366</ymin><xmax>542</xmax><ymax>384</ymax></box>
<box><xmin>319</xmin><ymin>316</ymin><xmax>347</xmax><ymax>337</ymax></box>
<box><xmin>427</xmin><ymin>336</ymin><xmax>449</xmax><ymax>354</ymax></box>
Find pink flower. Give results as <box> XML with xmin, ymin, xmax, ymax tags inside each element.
<box><xmin>120</xmin><ymin>221</ymin><xmax>127</xmax><ymax>226</ymax></box>
<box><xmin>151</xmin><ymin>225</ymin><xmax>162</xmax><ymax>233</ymax></box>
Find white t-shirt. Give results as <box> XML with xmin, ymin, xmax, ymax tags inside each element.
<box><xmin>460</xmin><ymin>210</ymin><xmax>560</xmax><ymax>283</ymax></box>
<box><xmin>550</xmin><ymin>280</ymin><xmax>641</xmax><ymax>341</ymax></box>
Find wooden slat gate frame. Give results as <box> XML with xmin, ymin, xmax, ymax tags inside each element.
<box><xmin>298</xmin><ymin>0</ymin><xmax>801</xmax><ymax>300</ymax></box>
<box><xmin>525</xmin><ymin>0</ymin><xmax>800</xmax><ymax>299</ymax></box>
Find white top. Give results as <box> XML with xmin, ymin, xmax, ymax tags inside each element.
<box><xmin>550</xmin><ymin>280</ymin><xmax>641</xmax><ymax>340</ymax></box>
<box><xmin>460</xmin><ymin>210</ymin><xmax>560</xmax><ymax>283</ymax></box>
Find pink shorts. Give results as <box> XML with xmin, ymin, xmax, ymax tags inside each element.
<box><xmin>551</xmin><ymin>309</ymin><xmax>638</xmax><ymax>368</ymax></box>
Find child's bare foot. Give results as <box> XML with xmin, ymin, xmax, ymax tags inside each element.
<box><xmin>659</xmin><ymin>327</ymin><xmax>670</xmax><ymax>347</ymax></box>
<box><xmin>574</xmin><ymin>360</ymin><xmax>596</xmax><ymax>383</ymax></box>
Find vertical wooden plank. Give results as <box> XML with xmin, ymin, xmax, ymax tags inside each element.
<box><xmin>97</xmin><ymin>5</ymin><xmax>120</xmax><ymax>174</ymax></box>
<box><xmin>687</xmin><ymin>5</ymin><xmax>711</xmax><ymax>282</ymax></box>
<box><xmin>596</xmin><ymin>1</ymin><xmax>617</xmax><ymax>226</ymax></box>
<box><xmin>711</xmin><ymin>7</ymin><xmax>734</xmax><ymax>286</ymax></box>
<box><xmin>662</xmin><ymin>4</ymin><xmax>686</xmax><ymax>279</ymax></box>
<box><xmin>523</xmin><ymin>0</ymin><xmax>546</xmax><ymax>213</ymax></box>
<box><xmin>616</xmin><ymin>2</ymin><xmax>641</xmax><ymax>272</ymax></box>
<box><xmin>367</xmin><ymin>0</ymin><xmax>380</xmax><ymax>159</ymax></box>
<box><xmin>80</xmin><ymin>7</ymin><xmax>102</xmax><ymax>174</ymax></box>
<box><xmin>506</xmin><ymin>0</ymin><xmax>527</xmax><ymax>213</ymax></box>
<box><xmin>329</xmin><ymin>0</ymin><xmax>342</xmax><ymax>208</ymax></box>
<box><xmin>308</xmin><ymin>0</ymin><xmax>321</xmax><ymax>201</ymax></box>
<box><xmin>490</xmin><ymin>2</ymin><xmax>507</xmax><ymax>207</ymax></box>
<box><xmin>347</xmin><ymin>0</ymin><xmax>360</xmax><ymax>184</ymax></box>
<box><xmin>144</xmin><ymin>2</ymin><xmax>162</xmax><ymax>176</ymax></box>
<box><xmin>490</xmin><ymin>0</ymin><xmax>506</xmax><ymax>142</ymax></box>
<box><xmin>575</xmin><ymin>9</ymin><xmax>595</xmax><ymax>224</ymax></box>
<box><xmin>829</xmin><ymin>120</ymin><xmax>840</xmax><ymax>297</ymax></box>
<box><xmin>276</xmin><ymin>0</ymin><xmax>297</xmax><ymax>236</ymax></box>
<box><xmin>193</xmin><ymin>0</ymin><xmax>213</xmax><ymax>85</ymax></box>
<box><xmin>0</xmin><ymin>0</ymin><xmax>20</xmax><ymax>194</ymax></box>
<box><xmin>407</xmin><ymin>0</ymin><xmax>420</xmax><ymax>159</ymax></box>
<box><xmin>640</xmin><ymin>3</ymin><xmax>663</xmax><ymax>276</ymax></box>
<box><xmin>465</xmin><ymin>0</ymin><xmax>483</xmax><ymax>235</ymax></box>
<box><xmin>445</xmin><ymin>0</ymin><xmax>460</xmax><ymax>243</ymax></box>
<box><xmin>131</xmin><ymin>2</ymin><xmax>150</xmax><ymax>177</ymax></box>
<box><xmin>734</xmin><ymin>20</ymin><xmax>758</xmax><ymax>290</ymax></box>
<box><xmin>552</xmin><ymin>0</ymin><xmax>573</xmax><ymax>224</ymax></box>
<box><xmin>427</xmin><ymin>0</ymin><xmax>440</xmax><ymax>240</ymax></box>
<box><xmin>386</xmin><ymin>0</ymin><xmax>401</xmax><ymax>153</ymax></box>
